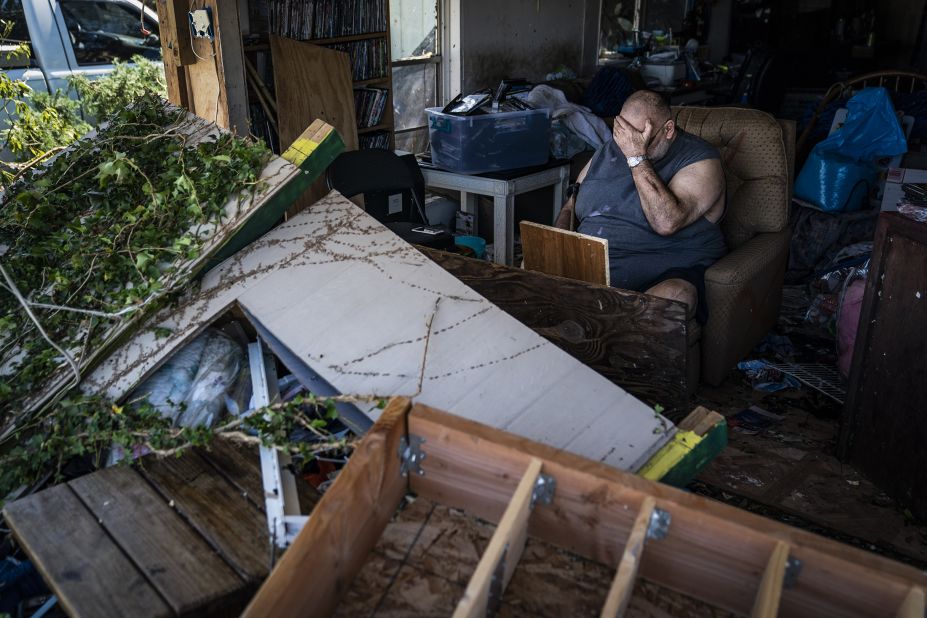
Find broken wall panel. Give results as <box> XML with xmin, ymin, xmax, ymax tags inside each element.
<box><xmin>82</xmin><ymin>191</ymin><xmax>674</xmax><ymax>472</ymax></box>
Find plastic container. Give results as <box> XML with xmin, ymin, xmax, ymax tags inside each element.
<box><xmin>454</xmin><ymin>235</ymin><xmax>486</xmax><ymax>259</ymax></box>
<box><xmin>426</xmin><ymin>107</ymin><xmax>551</xmax><ymax>174</ymax></box>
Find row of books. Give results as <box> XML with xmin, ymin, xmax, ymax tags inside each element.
<box><xmin>360</xmin><ymin>130</ymin><xmax>390</xmax><ymax>150</ymax></box>
<box><xmin>325</xmin><ymin>38</ymin><xmax>388</xmax><ymax>81</ymax></box>
<box><xmin>354</xmin><ymin>87</ymin><xmax>388</xmax><ymax>128</ymax></box>
<box><xmin>267</xmin><ymin>0</ymin><xmax>386</xmax><ymax>40</ymax></box>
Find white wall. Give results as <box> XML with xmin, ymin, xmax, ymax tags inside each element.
<box><xmin>458</xmin><ymin>0</ymin><xmax>600</xmax><ymax>93</ymax></box>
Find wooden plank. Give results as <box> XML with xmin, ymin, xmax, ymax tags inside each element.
<box><xmin>520</xmin><ymin>220</ymin><xmax>610</xmax><ymax>286</ymax></box>
<box><xmin>454</xmin><ymin>458</ymin><xmax>543</xmax><ymax>617</ymax></box>
<box><xmin>897</xmin><ymin>587</ymin><xmax>926</xmax><ymax>618</ymax></box>
<box><xmin>68</xmin><ymin>466</ymin><xmax>243</xmax><ymax>615</ymax></box>
<box><xmin>138</xmin><ymin>450</ymin><xmax>271</xmax><ymax>583</ymax></box>
<box><xmin>600</xmin><ymin>496</ymin><xmax>656</xmax><ymax>618</ymax></box>
<box><xmin>751</xmin><ymin>541</ymin><xmax>790</xmax><ymax>618</ymax></box>
<box><xmin>198</xmin><ymin>438</ymin><xmax>322</xmax><ymax>516</ymax></box>
<box><xmin>158</xmin><ymin>0</ymin><xmax>195</xmax><ymax>66</ymax></box>
<box><xmin>3</xmin><ymin>484</ymin><xmax>171</xmax><ymax>618</ymax></box>
<box><xmin>420</xmin><ymin>247</ymin><xmax>688</xmax><ymax>414</ymax></box>
<box><xmin>156</xmin><ymin>0</ymin><xmax>191</xmax><ymax>107</ymax></box>
<box><xmin>840</xmin><ymin>212</ymin><xmax>927</xmax><ymax>518</ymax></box>
<box><xmin>183</xmin><ymin>0</ymin><xmax>249</xmax><ymax>134</ymax></box>
<box><xmin>271</xmin><ymin>35</ymin><xmax>358</xmax><ymax>213</ymax></box>
<box><xmin>406</xmin><ymin>404</ymin><xmax>926</xmax><ymax>617</ymax></box>
<box><xmin>243</xmin><ymin>397</ymin><xmax>411</xmax><ymax>617</ymax></box>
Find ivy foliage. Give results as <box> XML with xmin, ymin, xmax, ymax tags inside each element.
<box><xmin>0</xmin><ymin>94</ymin><xmax>270</xmax><ymax>412</ymax></box>
<box><xmin>0</xmin><ymin>391</ymin><xmax>357</xmax><ymax>501</ymax></box>
<box><xmin>0</xmin><ymin>93</ymin><xmax>275</xmax><ymax>497</ymax></box>
<box><xmin>69</xmin><ymin>56</ymin><xmax>167</xmax><ymax>121</ymax></box>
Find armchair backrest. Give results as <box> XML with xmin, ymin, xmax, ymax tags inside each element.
<box><xmin>672</xmin><ymin>106</ymin><xmax>792</xmax><ymax>249</ymax></box>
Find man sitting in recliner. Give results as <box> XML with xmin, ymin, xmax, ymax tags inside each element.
<box><xmin>555</xmin><ymin>90</ymin><xmax>726</xmax><ymax>323</ymax></box>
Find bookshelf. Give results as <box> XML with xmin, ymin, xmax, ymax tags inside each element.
<box><xmin>264</xmin><ymin>0</ymin><xmax>395</xmax><ymax>150</ymax></box>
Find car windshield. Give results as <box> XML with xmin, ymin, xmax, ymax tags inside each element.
<box><xmin>60</xmin><ymin>0</ymin><xmax>161</xmax><ymax>65</ymax></box>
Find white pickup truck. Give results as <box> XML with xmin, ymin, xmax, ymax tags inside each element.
<box><xmin>1</xmin><ymin>0</ymin><xmax>160</xmax><ymax>97</ymax></box>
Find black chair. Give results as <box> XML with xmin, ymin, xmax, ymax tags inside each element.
<box><xmin>327</xmin><ymin>149</ymin><xmax>454</xmax><ymax>250</ymax></box>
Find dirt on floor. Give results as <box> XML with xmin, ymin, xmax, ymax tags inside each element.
<box><xmin>687</xmin><ymin>285</ymin><xmax>927</xmax><ymax>568</ymax></box>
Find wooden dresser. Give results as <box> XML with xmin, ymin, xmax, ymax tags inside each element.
<box><xmin>840</xmin><ymin>211</ymin><xmax>927</xmax><ymax>518</ymax></box>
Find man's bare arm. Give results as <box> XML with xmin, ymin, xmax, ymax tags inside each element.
<box><xmin>631</xmin><ymin>157</ymin><xmax>724</xmax><ymax>236</ymax></box>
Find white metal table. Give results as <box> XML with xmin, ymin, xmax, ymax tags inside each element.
<box><xmin>420</xmin><ymin>161</ymin><xmax>571</xmax><ymax>265</ymax></box>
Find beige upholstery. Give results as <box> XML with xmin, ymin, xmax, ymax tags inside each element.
<box><xmin>673</xmin><ymin>107</ymin><xmax>794</xmax><ymax>385</ymax></box>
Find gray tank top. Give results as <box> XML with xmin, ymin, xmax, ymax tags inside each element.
<box><xmin>575</xmin><ymin>130</ymin><xmax>727</xmax><ymax>291</ymax></box>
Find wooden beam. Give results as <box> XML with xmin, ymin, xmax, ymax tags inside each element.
<box><xmin>897</xmin><ymin>587</ymin><xmax>926</xmax><ymax>618</ymax></box>
<box><xmin>243</xmin><ymin>397</ymin><xmax>411</xmax><ymax>617</ymax></box>
<box><xmin>520</xmin><ymin>220</ymin><xmax>610</xmax><ymax>286</ymax></box>
<box><xmin>419</xmin><ymin>247</ymin><xmax>688</xmax><ymax>414</ymax></box>
<box><xmin>751</xmin><ymin>541</ymin><xmax>790</xmax><ymax>618</ymax></box>
<box><xmin>156</xmin><ymin>0</ymin><xmax>190</xmax><ymax>108</ymax></box>
<box><xmin>600</xmin><ymin>496</ymin><xmax>656</xmax><ymax>618</ymax></box>
<box><xmin>406</xmin><ymin>404</ymin><xmax>926</xmax><ymax>617</ymax></box>
<box><xmin>454</xmin><ymin>458</ymin><xmax>543</xmax><ymax>617</ymax></box>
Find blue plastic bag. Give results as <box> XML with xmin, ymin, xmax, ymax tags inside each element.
<box><xmin>795</xmin><ymin>87</ymin><xmax>907</xmax><ymax>212</ymax></box>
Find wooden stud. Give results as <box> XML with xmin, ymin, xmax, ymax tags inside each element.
<box><xmin>407</xmin><ymin>404</ymin><xmax>926</xmax><ymax>617</ymax></box>
<box><xmin>897</xmin><ymin>587</ymin><xmax>926</xmax><ymax>618</ymax></box>
<box><xmin>599</xmin><ymin>496</ymin><xmax>657</xmax><ymax>618</ymax></box>
<box><xmin>243</xmin><ymin>397</ymin><xmax>411</xmax><ymax>617</ymax></box>
<box><xmin>751</xmin><ymin>541</ymin><xmax>790</xmax><ymax>618</ymax></box>
<box><xmin>454</xmin><ymin>458</ymin><xmax>544</xmax><ymax>618</ymax></box>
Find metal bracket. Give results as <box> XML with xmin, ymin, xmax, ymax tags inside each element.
<box><xmin>530</xmin><ymin>473</ymin><xmax>556</xmax><ymax>508</ymax></box>
<box><xmin>646</xmin><ymin>507</ymin><xmax>672</xmax><ymax>540</ymax></box>
<box><xmin>398</xmin><ymin>434</ymin><xmax>426</xmax><ymax>477</ymax></box>
<box><xmin>487</xmin><ymin>544</ymin><xmax>508</xmax><ymax>617</ymax></box>
<box><xmin>784</xmin><ymin>556</ymin><xmax>802</xmax><ymax>589</ymax></box>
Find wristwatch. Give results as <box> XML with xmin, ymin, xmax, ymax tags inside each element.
<box><xmin>627</xmin><ymin>155</ymin><xmax>649</xmax><ymax>168</ymax></box>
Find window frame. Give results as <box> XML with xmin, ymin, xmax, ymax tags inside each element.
<box><xmin>390</xmin><ymin>0</ymin><xmax>442</xmax><ymax>142</ymax></box>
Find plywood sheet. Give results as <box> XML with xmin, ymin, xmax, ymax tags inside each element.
<box><xmin>82</xmin><ymin>192</ymin><xmax>673</xmax><ymax>471</ymax></box>
<box><xmin>270</xmin><ymin>36</ymin><xmax>358</xmax><ymax>152</ymax></box>
<box><xmin>520</xmin><ymin>220</ymin><xmax>610</xmax><ymax>286</ymax></box>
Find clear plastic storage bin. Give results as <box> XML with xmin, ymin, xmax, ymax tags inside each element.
<box><xmin>425</xmin><ymin>107</ymin><xmax>551</xmax><ymax>174</ymax></box>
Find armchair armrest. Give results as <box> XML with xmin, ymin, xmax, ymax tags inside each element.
<box><xmin>706</xmin><ymin>230</ymin><xmax>790</xmax><ymax>288</ymax></box>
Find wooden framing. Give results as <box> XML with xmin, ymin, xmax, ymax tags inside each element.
<box><xmin>246</xmin><ymin>399</ymin><xmax>927</xmax><ymax>617</ymax></box>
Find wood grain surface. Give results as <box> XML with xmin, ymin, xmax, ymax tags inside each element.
<box><xmin>3</xmin><ymin>483</ymin><xmax>172</xmax><ymax>618</ymax></box>
<box><xmin>421</xmin><ymin>247</ymin><xmax>688</xmax><ymax>415</ymax></box>
<box><xmin>520</xmin><ymin>220</ymin><xmax>610</xmax><ymax>286</ymax></box>
<box><xmin>243</xmin><ymin>397</ymin><xmax>411</xmax><ymax>617</ymax></box>
<box><xmin>406</xmin><ymin>403</ymin><xmax>927</xmax><ymax>617</ymax></box>
<box><xmin>840</xmin><ymin>212</ymin><xmax>927</xmax><ymax>519</ymax></box>
<box><xmin>68</xmin><ymin>466</ymin><xmax>243</xmax><ymax>615</ymax></box>
<box><xmin>139</xmin><ymin>449</ymin><xmax>271</xmax><ymax>583</ymax></box>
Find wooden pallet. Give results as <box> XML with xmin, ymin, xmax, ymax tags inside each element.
<box><xmin>245</xmin><ymin>398</ymin><xmax>927</xmax><ymax>617</ymax></box>
<box><xmin>3</xmin><ymin>440</ymin><xmax>320</xmax><ymax>617</ymax></box>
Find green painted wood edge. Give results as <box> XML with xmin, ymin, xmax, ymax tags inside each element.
<box><xmin>203</xmin><ymin>131</ymin><xmax>346</xmax><ymax>274</ymax></box>
<box><xmin>659</xmin><ymin>419</ymin><xmax>728</xmax><ymax>488</ymax></box>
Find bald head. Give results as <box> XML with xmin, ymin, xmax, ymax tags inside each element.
<box><xmin>621</xmin><ymin>90</ymin><xmax>672</xmax><ymax>124</ymax></box>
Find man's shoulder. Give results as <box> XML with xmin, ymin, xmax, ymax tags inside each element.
<box><xmin>675</xmin><ymin>129</ymin><xmax>720</xmax><ymax>160</ymax></box>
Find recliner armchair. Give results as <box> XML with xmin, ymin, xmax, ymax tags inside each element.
<box><xmin>523</xmin><ymin>106</ymin><xmax>794</xmax><ymax>390</ymax></box>
<box><xmin>673</xmin><ymin>106</ymin><xmax>795</xmax><ymax>386</ymax></box>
